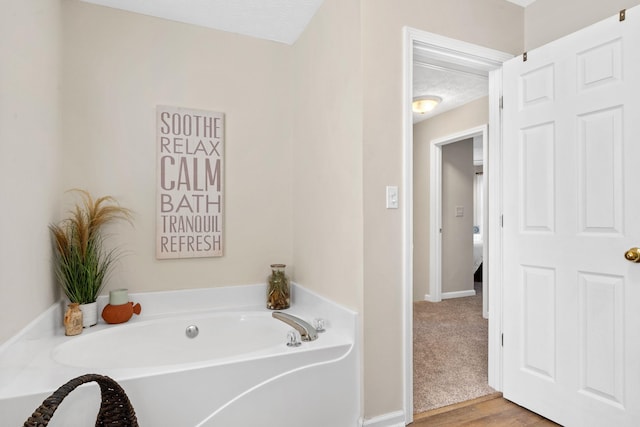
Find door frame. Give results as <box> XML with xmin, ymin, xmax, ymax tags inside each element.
<box><xmin>429</xmin><ymin>125</ymin><xmax>488</xmax><ymax>317</ymax></box>
<box><xmin>402</xmin><ymin>26</ymin><xmax>512</xmax><ymax>422</ymax></box>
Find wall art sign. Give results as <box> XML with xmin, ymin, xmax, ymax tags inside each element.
<box><xmin>156</xmin><ymin>105</ymin><xmax>224</xmax><ymax>259</ymax></box>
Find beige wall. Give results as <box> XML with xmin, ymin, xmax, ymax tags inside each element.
<box><xmin>441</xmin><ymin>139</ymin><xmax>474</xmax><ymax>294</ymax></box>
<box><xmin>362</xmin><ymin>1</ymin><xmax>522</xmax><ymax>417</ymax></box>
<box><xmin>413</xmin><ymin>97</ymin><xmax>489</xmax><ymax>302</ymax></box>
<box><xmin>363</xmin><ymin>0</ymin><xmax>523</xmax><ymax>417</ymax></box>
<box><xmin>0</xmin><ymin>0</ymin><xmax>62</xmax><ymax>344</ymax></box>
<box><xmin>291</xmin><ymin>0</ymin><xmax>363</xmax><ymax>312</ymax></box>
<box><xmin>525</xmin><ymin>0</ymin><xmax>640</xmax><ymax>50</ymax></box>
<box><xmin>60</xmin><ymin>1</ymin><xmax>293</xmax><ymax>293</ymax></box>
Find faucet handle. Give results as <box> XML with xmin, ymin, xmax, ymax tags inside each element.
<box><xmin>313</xmin><ymin>318</ymin><xmax>326</xmax><ymax>333</ymax></box>
<box><xmin>286</xmin><ymin>329</ymin><xmax>302</xmax><ymax>347</ymax></box>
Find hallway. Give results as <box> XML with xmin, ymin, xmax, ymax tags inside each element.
<box><xmin>413</xmin><ymin>282</ymin><xmax>494</xmax><ymax>413</ymax></box>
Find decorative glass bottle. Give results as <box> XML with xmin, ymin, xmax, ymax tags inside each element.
<box><xmin>64</xmin><ymin>303</ymin><xmax>83</xmax><ymax>336</ymax></box>
<box><xmin>267</xmin><ymin>264</ymin><xmax>290</xmax><ymax>310</ymax></box>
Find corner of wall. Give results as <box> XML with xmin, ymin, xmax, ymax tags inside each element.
<box><xmin>0</xmin><ymin>0</ymin><xmax>62</xmax><ymax>345</ymax></box>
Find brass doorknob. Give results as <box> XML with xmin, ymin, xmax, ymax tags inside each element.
<box><xmin>625</xmin><ymin>247</ymin><xmax>640</xmax><ymax>263</ymax></box>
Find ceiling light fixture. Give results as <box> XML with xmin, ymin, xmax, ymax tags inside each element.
<box><xmin>412</xmin><ymin>96</ymin><xmax>442</xmax><ymax>114</ymax></box>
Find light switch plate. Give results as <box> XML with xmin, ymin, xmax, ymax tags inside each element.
<box><xmin>456</xmin><ymin>206</ymin><xmax>464</xmax><ymax>217</ymax></box>
<box><xmin>386</xmin><ymin>186</ymin><xmax>399</xmax><ymax>209</ymax></box>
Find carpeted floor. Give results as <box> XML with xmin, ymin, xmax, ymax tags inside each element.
<box><xmin>413</xmin><ymin>283</ymin><xmax>495</xmax><ymax>414</ymax></box>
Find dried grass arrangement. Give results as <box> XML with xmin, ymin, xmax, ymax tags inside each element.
<box><xmin>49</xmin><ymin>189</ymin><xmax>132</xmax><ymax>304</ymax></box>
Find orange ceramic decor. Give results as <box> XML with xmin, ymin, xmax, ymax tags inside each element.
<box><xmin>101</xmin><ymin>302</ymin><xmax>142</xmax><ymax>324</ymax></box>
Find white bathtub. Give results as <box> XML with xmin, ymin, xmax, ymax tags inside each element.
<box><xmin>0</xmin><ymin>284</ymin><xmax>360</xmax><ymax>426</ymax></box>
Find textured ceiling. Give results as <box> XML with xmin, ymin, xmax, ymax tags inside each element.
<box><xmin>79</xmin><ymin>0</ymin><xmax>324</xmax><ymax>45</ymax></box>
<box><xmin>413</xmin><ymin>63</ymin><xmax>488</xmax><ymax>123</ymax></box>
<box><xmin>411</xmin><ymin>37</ymin><xmax>496</xmax><ymax>124</ymax></box>
<box><xmin>410</xmin><ymin>0</ymin><xmax>531</xmax><ymax>123</ymax></box>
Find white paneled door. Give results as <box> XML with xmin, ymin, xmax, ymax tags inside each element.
<box><xmin>502</xmin><ymin>7</ymin><xmax>640</xmax><ymax>427</ymax></box>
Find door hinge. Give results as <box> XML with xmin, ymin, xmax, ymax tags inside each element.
<box><xmin>499</xmin><ymin>96</ymin><xmax>503</xmax><ymax>109</ymax></box>
<box><xmin>620</xmin><ymin>9</ymin><xmax>626</xmax><ymax>21</ymax></box>
<box><xmin>500</xmin><ymin>215</ymin><xmax>504</xmax><ymax>228</ymax></box>
<box><xmin>501</xmin><ymin>333</ymin><xmax>504</xmax><ymax>347</ymax></box>
<box><xmin>523</xmin><ymin>51</ymin><xmax>528</xmax><ymax>62</ymax></box>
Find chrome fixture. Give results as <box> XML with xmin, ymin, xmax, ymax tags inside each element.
<box><xmin>185</xmin><ymin>325</ymin><xmax>199</xmax><ymax>338</ymax></box>
<box><xmin>313</xmin><ymin>318</ymin><xmax>326</xmax><ymax>333</ymax></box>
<box><xmin>286</xmin><ymin>330</ymin><xmax>302</xmax><ymax>347</ymax></box>
<box><xmin>272</xmin><ymin>312</ymin><xmax>318</xmax><ymax>342</ymax></box>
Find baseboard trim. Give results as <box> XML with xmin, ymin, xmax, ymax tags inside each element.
<box><xmin>424</xmin><ymin>290</ymin><xmax>476</xmax><ymax>302</ymax></box>
<box><xmin>424</xmin><ymin>294</ymin><xmax>436</xmax><ymax>302</ymax></box>
<box><xmin>442</xmin><ymin>290</ymin><xmax>476</xmax><ymax>299</ymax></box>
<box><xmin>361</xmin><ymin>410</ymin><xmax>405</xmax><ymax>427</ymax></box>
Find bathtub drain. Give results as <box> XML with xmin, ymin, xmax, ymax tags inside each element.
<box><xmin>185</xmin><ymin>325</ymin><xmax>199</xmax><ymax>338</ymax></box>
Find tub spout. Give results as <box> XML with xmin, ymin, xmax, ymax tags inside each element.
<box><xmin>272</xmin><ymin>312</ymin><xmax>318</xmax><ymax>342</ymax></box>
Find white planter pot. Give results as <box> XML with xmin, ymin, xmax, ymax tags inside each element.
<box><xmin>79</xmin><ymin>302</ymin><xmax>98</xmax><ymax>328</ymax></box>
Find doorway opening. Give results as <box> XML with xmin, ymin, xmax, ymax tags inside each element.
<box><xmin>401</xmin><ymin>27</ymin><xmax>512</xmax><ymax>423</ymax></box>
<box><xmin>428</xmin><ymin>125</ymin><xmax>488</xmax><ymax>317</ymax></box>
<box><xmin>414</xmin><ymin>126</ymin><xmax>491</xmax><ymax>414</ymax></box>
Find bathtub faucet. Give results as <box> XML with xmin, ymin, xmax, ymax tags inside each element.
<box><xmin>272</xmin><ymin>312</ymin><xmax>318</xmax><ymax>342</ymax></box>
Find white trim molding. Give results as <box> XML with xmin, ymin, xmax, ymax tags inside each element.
<box><xmin>429</xmin><ymin>125</ymin><xmax>487</xmax><ymax>305</ymax></box>
<box><xmin>402</xmin><ymin>26</ymin><xmax>513</xmax><ymax>420</ymax></box>
<box><xmin>360</xmin><ymin>411</ymin><xmax>405</xmax><ymax>427</ymax></box>
<box><xmin>443</xmin><ymin>290</ymin><xmax>477</xmax><ymax>300</ymax></box>
<box><xmin>425</xmin><ymin>290</ymin><xmax>477</xmax><ymax>301</ymax></box>
<box><xmin>487</xmin><ymin>67</ymin><xmax>505</xmax><ymax>392</ymax></box>
<box><xmin>401</xmin><ymin>25</ymin><xmax>415</xmax><ymax>425</ymax></box>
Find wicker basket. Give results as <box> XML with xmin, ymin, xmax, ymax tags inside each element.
<box><xmin>23</xmin><ymin>374</ymin><xmax>139</xmax><ymax>426</ymax></box>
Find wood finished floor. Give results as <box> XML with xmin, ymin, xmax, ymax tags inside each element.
<box><xmin>411</xmin><ymin>393</ymin><xmax>561</xmax><ymax>426</ymax></box>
